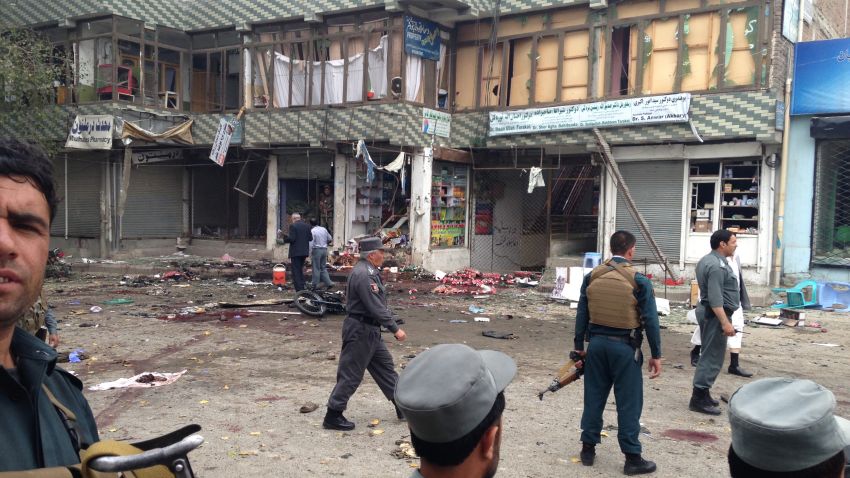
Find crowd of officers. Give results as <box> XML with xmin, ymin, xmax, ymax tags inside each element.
<box><xmin>1</xmin><ymin>136</ymin><xmax>848</xmax><ymax>477</ymax></box>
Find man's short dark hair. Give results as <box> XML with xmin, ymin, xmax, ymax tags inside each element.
<box><xmin>0</xmin><ymin>139</ymin><xmax>58</xmax><ymax>222</ymax></box>
<box><xmin>728</xmin><ymin>446</ymin><xmax>846</xmax><ymax>478</ymax></box>
<box><xmin>610</xmin><ymin>230</ymin><xmax>636</xmax><ymax>256</ymax></box>
<box><xmin>411</xmin><ymin>392</ymin><xmax>505</xmax><ymax>467</ymax></box>
<box><xmin>710</xmin><ymin>230</ymin><xmax>735</xmax><ymax>250</ymax></box>
<box><xmin>310</xmin><ymin>217</ymin><xmax>319</xmax><ymax>227</ymax></box>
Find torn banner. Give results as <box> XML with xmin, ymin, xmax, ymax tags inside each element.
<box><xmin>528</xmin><ymin>167</ymin><xmax>545</xmax><ymax>193</ymax></box>
<box><xmin>354</xmin><ymin>140</ymin><xmax>407</xmax><ymax>194</ymax></box>
<box><xmin>121</xmin><ymin>119</ymin><xmax>194</xmax><ymax>145</ymax></box>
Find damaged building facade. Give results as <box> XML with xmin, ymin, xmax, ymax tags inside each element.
<box><xmin>0</xmin><ymin>0</ymin><xmax>845</xmax><ymax>283</ymax></box>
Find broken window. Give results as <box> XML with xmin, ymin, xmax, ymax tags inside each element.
<box><xmin>641</xmin><ymin>18</ymin><xmax>678</xmax><ymax>94</ymax></box>
<box><xmin>681</xmin><ymin>13</ymin><xmax>721</xmax><ymax>91</ymax></box>
<box><xmin>563</xmin><ymin>31</ymin><xmax>590</xmax><ymax>101</ymax></box>
<box><xmin>723</xmin><ymin>7</ymin><xmax>759</xmax><ymax>87</ymax></box>
<box><xmin>535</xmin><ymin>35</ymin><xmax>560</xmax><ymax>103</ymax></box>
<box><xmin>479</xmin><ymin>44</ymin><xmax>503</xmax><ymax>107</ymax></box>
<box><xmin>508</xmin><ymin>38</ymin><xmax>532</xmax><ymax>106</ymax></box>
<box><xmin>610</xmin><ymin>26</ymin><xmax>637</xmax><ymax>96</ymax></box>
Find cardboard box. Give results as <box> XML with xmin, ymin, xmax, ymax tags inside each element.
<box><xmin>724</xmin><ymin>183</ymin><xmax>733</xmax><ymax>192</ymax></box>
<box><xmin>696</xmin><ymin>209</ymin><xmax>710</xmax><ymax>218</ymax></box>
<box><xmin>694</xmin><ymin>219</ymin><xmax>711</xmax><ymax>233</ymax></box>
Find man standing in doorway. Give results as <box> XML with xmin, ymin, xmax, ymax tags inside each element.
<box><xmin>689</xmin><ymin>230</ymin><xmax>739</xmax><ymax>415</ymax></box>
<box><xmin>284</xmin><ymin>213</ymin><xmax>312</xmax><ymax>291</ymax></box>
<box><xmin>309</xmin><ymin>217</ymin><xmax>334</xmax><ymax>290</ymax></box>
<box><xmin>574</xmin><ymin>230</ymin><xmax>662</xmax><ymax>476</ymax></box>
<box><xmin>323</xmin><ymin>237</ymin><xmax>407</xmax><ymax>431</ymax></box>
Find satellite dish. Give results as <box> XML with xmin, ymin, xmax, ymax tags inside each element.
<box><xmin>391</xmin><ymin>77</ymin><xmax>402</xmax><ymax>98</ymax></box>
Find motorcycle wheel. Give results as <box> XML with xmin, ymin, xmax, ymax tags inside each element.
<box><xmin>294</xmin><ymin>290</ymin><xmax>327</xmax><ymax>317</ymax></box>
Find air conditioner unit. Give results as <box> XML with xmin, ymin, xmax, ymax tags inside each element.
<box><xmin>590</xmin><ymin>0</ymin><xmax>608</xmax><ymax>9</ymax></box>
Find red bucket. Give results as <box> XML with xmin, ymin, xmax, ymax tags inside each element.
<box><xmin>272</xmin><ymin>264</ymin><xmax>287</xmax><ymax>286</ymax></box>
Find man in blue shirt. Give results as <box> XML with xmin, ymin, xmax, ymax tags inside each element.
<box><xmin>309</xmin><ymin>218</ymin><xmax>334</xmax><ymax>290</ymax></box>
<box><xmin>573</xmin><ymin>230</ymin><xmax>662</xmax><ymax>476</ymax></box>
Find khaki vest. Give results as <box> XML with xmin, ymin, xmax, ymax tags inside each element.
<box><xmin>586</xmin><ymin>260</ymin><xmax>640</xmax><ymax>329</ymax></box>
<box><xmin>17</xmin><ymin>293</ymin><xmax>46</xmax><ymax>334</ymax></box>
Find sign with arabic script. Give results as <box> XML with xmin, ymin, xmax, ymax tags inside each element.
<box><xmin>404</xmin><ymin>16</ymin><xmax>441</xmax><ymax>61</ymax></box>
<box><xmin>66</xmin><ymin>115</ymin><xmax>114</xmax><ymax>149</ymax></box>
<box><xmin>791</xmin><ymin>38</ymin><xmax>850</xmax><ymax>115</ymax></box>
<box><xmin>488</xmin><ymin>94</ymin><xmax>691</xmax><ymax>137</ymax></box>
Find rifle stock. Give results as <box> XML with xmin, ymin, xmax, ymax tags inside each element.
<box><xmin>538</xmin><ymin>351</ymin><xmax>586</xmax><ymax>400</ymax></box>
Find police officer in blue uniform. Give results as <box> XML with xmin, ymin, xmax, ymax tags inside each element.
<box><xmin>574</xmin><ymin>231</ymin><xmax>662</xmax><ymax>476</ymax></box>
<box><xmin>323</xmin><ymin>237</ymin><xmax>407</xmax><ymax>430</ymax></box>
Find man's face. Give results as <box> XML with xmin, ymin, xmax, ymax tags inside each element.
<box><xmin>0</xmin><ymin>176</ymin><xmax>50</xmax><ymax>328</ymax></box>
<box><xmin>720</xmin><ymin>234</ymin><xmax>738</xmax><ymax>257</ymax></box>
<box><xmin>366</xmin><ymin>250</ymin><xmax>384</xmax><ymax>268</ymax></box>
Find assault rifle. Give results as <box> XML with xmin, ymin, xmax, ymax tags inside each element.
<box><xmin>538</xmin><ymin>351</ymin><xmax>586</xmax><ymax>400</ymax></box>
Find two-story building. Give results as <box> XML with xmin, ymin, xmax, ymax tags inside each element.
<box><xmin>1</xmin><ymin>0</ymin><xmax>845</xmax><ymax>283</ymax></box>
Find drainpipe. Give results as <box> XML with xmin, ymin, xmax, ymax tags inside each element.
<box><xmin>771</xmin><ymin>0</ymin><xmax>805</xmax><ymax>286</ymax></box>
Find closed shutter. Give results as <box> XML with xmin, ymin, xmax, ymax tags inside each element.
<box><xmin>122</xmin><ymin>165</ymin><xmax>183</xmax><ymax>238</ymax></box>
<box><xmin>51</xmin><ymin>156</ymin><xmax>102</xmax><ymax>238</ymax></box>
<box><xmin>615</xmin><ymin>161</ymin><xmax>683</xmax><ymax>261</ymax></box>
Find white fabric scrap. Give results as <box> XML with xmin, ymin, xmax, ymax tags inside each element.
<box><xmin>528</xmin><ymin>167</ymin><xmax>545</xmax><ymax>193</ymax></box>
<box><xmin>89</xmin><ymin>370</ymin><xmax>188</xmax><ymax>391</ymax></box>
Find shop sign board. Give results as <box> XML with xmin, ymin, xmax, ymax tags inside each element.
<box><xmin>488</xmin><ymin>93</ymin><xmax>691</xmax><ymax>137</ymax></box>
<box><xmin>404</xmin><ymin>16</ymin><xmax>441</xmax><ymax>61</ymax></box>
<box><xmin>132</xmin><ymin>149</ymin><xmax>183</xmax><ymax>165</ymax></box>
<box><xmin>423</xmin><ymin>107</ymin><xmax>451</xmax><ymax>138</ymax></box>
<box><xmin>66</xmin><ymin>115</ymin><xmax>114</xmax><ymax>150</ymax></box>
<box><xmin>791</xmin><ymin>38</ymin><xmax>850</xmax><ymax>115</ymax></box>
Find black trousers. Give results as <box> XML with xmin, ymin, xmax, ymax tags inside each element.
<box><xmin>327</xmin><ymin>317</ymin><xmax>398</xmax><ymax>411</ymax></box>
<box><xmin>291</xmin><ymin>255</ymin><xmax>307</xmax><ymax>291</ymax></box>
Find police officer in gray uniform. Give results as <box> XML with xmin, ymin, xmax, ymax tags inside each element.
<box><xmin>689</xmin><ymin>230</ymin><xmax>739</xmax><ymax>415</ymax></box>
<box><xmin>323</xmin><ymin>237</ymin><xmax>407</xmax><ymax>430</ymax></box>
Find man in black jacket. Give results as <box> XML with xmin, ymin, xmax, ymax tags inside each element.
<box><xmin>0</xmin><ymin>140</ymin><xmax>99</xmax><ymax>471</ymax></box>
<box><xmin>284</xmin><ymin>213</ymin><xmax>312</xmax><ymax>291</ymax></box>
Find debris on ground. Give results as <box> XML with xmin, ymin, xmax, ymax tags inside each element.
<box><xmin>89</xmin><ymin>370</ymin><xmax>188</xmax><ymax>391</ymax></box>
<box><xmin>482</xmin><ymin>330</ymin><xmax>517</xmax><ymax>340</ymax></box>
<box><xmin>391</xmin><ymin>441</ymin><xmax>418</xmax><ymax>460</ymax></box>
<box><xmin>299</xmin><ymin>402</ymin><xmax>319</xmax><ymax>413</ymax></box>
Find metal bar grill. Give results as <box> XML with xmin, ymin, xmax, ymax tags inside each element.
<box><xmin>812</xmin><ymin>139</ymin><xmax>850</xmax><ymax>267</ymax></box>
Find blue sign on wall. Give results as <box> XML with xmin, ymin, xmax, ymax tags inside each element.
<box><xmin>791</xmin><ymin>38</ymin><xmax>850</xmax><ymax>115</ymax></box>
<box><xmin>404</xmin><ymin>16</ymin><xmax>441</xmax><ymax>61</ymax></box>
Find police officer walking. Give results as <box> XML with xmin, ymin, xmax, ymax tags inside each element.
<box><xmin>689</xmin><ymin>230</ymin><xmax>738</xmax><ymax>415</ymax></box>
<box><xmin>574</xmin><ymin>231</ymin><xmax>662</xmax><ymax>476</ymax></box>
<box><xmin>323</xmin><ymin>237</ymin><xmax>407</xmax><ymax>431</ymax></box>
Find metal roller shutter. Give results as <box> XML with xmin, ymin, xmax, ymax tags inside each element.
<box><xmin>50</xmin><ymin>156</ymin><xmax>102</xmax><ymax>238</ymax></box>
<box><xmin>122</xmin><ymin>164</ymin><xmax>183</xmax><ymax>238</ymax></box>
<box><xmin>615</xmin><ymin>161</ymin><xmax>683</xmax><ymax>261</ymax></box>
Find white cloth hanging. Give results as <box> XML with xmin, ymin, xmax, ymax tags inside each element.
<box><xmin>528</xmin><ymin>167</ymin><xmax>545</xmax><ymax>193</ymax></box>
<box><xmin>405</xmin><ymin>55</ymin><xmax>422</xmax><ymax>101</ymax></box>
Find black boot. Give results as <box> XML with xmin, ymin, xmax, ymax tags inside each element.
<box><xmin>728</xmin><ymin>353</ymin><xmax>753</xmax><ymax>377</ymax></box>
<box><xmin>689</xmin><ymin>387</ymin><xmax>721</xmax><ymax>415</ymax></box>
<box><xmin>705</xmin><ymin>390</ymin><xmax>720</xmax><ymax>407</ymax></box>
<box><xmin>323</xmin><ymin>408</ymin><xmax>355</xmax><ymax>431</ymax></box>
<box><xmin>690</xmin><ymin>345</ymin><xmax>700</xmax><ymax>367</ymax></box>
<box><xmin>624</xmin><ymin>453</ymin><xmax>657</xmax><ymax>475</ymax></box>
<box><xmin>580</xmin><ymin>442</ymin><xmax>595</xmax><ymax>466</ymax></box>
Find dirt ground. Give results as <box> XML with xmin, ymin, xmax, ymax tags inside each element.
<box><xmin>42</xmin><ymin>267</ymin><xmax>850</xmax><ymax>478</ymax></box>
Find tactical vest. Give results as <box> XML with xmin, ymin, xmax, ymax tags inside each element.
<box><xmin>586</xmin><ymin>260</ymin><xmax>640</xmax><ymax>329</ymax></box>
<box><xmin>17</xmin><ymin>294</ymin><xmax>46</xmax><ymax>334</ymax></box>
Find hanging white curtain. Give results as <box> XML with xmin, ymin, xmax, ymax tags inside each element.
<box><xmin>275</xmin><ymin>36</ymin><xmax>388</xmax><ymax>107</ymax></box>
<box><xmin>273</xmin><ymin>53</ymin><xmax>308</xmax><ymax>107</ymax></box>
<box><xmin>405</xmin><ymin>54</ymin><xmax>422</xmax><ymax>102</ymax></box>
<box><xmin>435</xmin><ymin>43</ymin><xmax>447</xmax><ymax>107</ymax></box>
<box><xmin>368</xmin><ymin>35</ymin><xmax>388</xmax><ymax>98</ymax></box>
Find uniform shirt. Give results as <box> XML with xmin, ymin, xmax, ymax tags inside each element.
<box><xmin>696</xmin><ymin>250</ymin><xmax>740</xmax><ymax>313</ymax></box>
<box><xmin>345</xmin><ymin>258</ymin><xmax>399</xmax><ymax>333</ymax></box>
<box><xmin>0</xmin><ymin>328</ymin><xmax>100</xmax><ymax>471</ymax></box>
<box><xmin>310</xmin><ymin>225</ymin><xmax>332</xmax><ymax>249</ymax></box>
<box><xmin>574</xmin><ymin>256</ymin><xmax>662</xmax><ymax>359</ymax></box>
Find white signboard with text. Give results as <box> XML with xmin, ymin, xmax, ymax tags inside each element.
<box><xmin>209</xmin><ymin>118</ymin><xmax>236</xmax><ymax>166</ymax></box>
<box><xmin>489</xmin><ymin>93</ymin><xmax>691</xmax><ymax>137</ymax></box>
<box><xmin>422</xmin><ymin>107</ymin><xmax>451</xmax><ymax>138</ymax></box>
<box><xmin>65</xmin><ymin>115</ymin><xmax>114</xmax><ymax>150</ymax></box>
